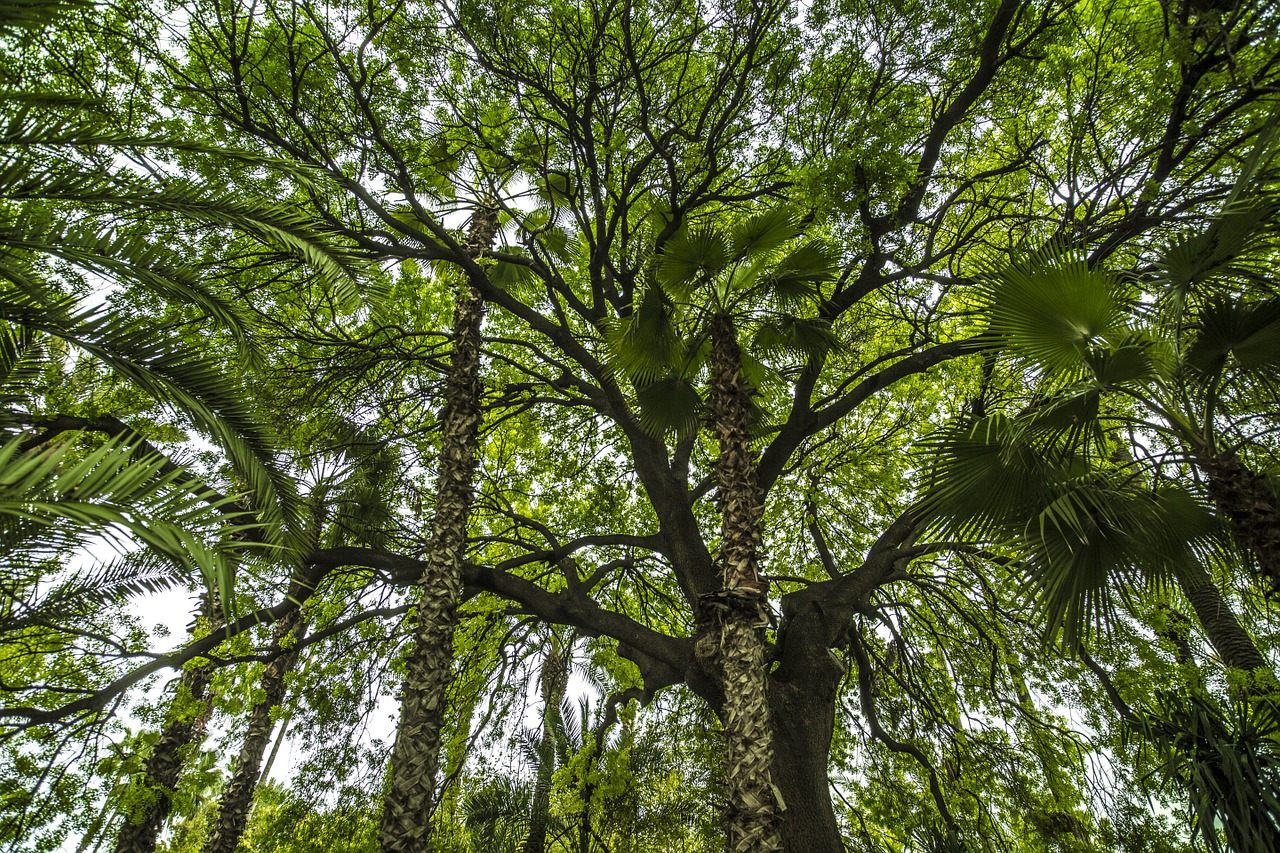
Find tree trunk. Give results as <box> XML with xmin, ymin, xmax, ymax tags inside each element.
<box><xmin>113</xmin><ymin>596</ymin><xmax>219</xmax><ymax>853</ymax></box>
<box><xmin>701</xmin><ymin>310</ymin><xmax>784</xmax><ymax>853</ymax></box>
<box><xmin>767</xmin><ymin>596</ymin><xmax>844</xmax><ymax>853</ymax></box>
<box><xmin>522</xmin><ymin>640</ymin><xmax>569</xmax><ymax>853</ymax></box>
<box><xmin>379</xmin><ymin>201</ymin><xmax>500</xmax><ymax>853</ymax></box>
<box><xmin>1172</xmin><ymin>559</ymin><xmax>1273</xmax><ymax>680</ymax></box>
<box><xmin>1200</xmin><ymin>452</ymin><xmax>1280</xmax><ymax>595</ymax></box>
<box><xmin>201</xmin><ymin>601</ymin><xmax>308</xmax><ymax>853</ymax></box>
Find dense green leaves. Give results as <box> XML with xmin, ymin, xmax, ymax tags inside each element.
<box><xmin>4</xmin><ymin>1</ymin><xmax>1280</xmax><ymax>852</ymax></box>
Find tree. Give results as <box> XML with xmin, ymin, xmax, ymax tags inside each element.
<box><xmin>6</xmin><ymin>0</ymin><xmax>1280</xmax><ymax>851</ymax></box>
<box><xmin>380</xmin><ymin>199</ymin><xmax>501</xmax><ymax>853</ymax></box>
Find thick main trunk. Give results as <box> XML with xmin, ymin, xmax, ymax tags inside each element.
<box><xmin>703</xmin><ymin>311</ymin><xmax>784</xmax><ymax>853</ymax></box>
<box><xmin>768</xmin><ymin>596</ymin><xmax>844</xmax><ymax>853</ymax></box>
<box><xmin>201</xmin><ymin>603</ymin><xmax>308</xmax><ymax>853</ymax></box>
<box><xmin>1173</xmin><ymin>559</ymin><xmax>1273</xmax><ymax>680</ymax></box>
<box><xmin>1200</xmin><ymin>453</ymin><xmax>1280</xmax><ymax>595</ymax></box>
<box><xmin>113</xmin><ymin>598</ymin><xmax>219</xmax><ymax>853</ymax></box>
<box><xmin>379</xmin><ymin>203</ymin><xmax>499</xmax><ymax>853</ymax></box>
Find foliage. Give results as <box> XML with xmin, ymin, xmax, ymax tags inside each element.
<box><xmin>3</xmin><ymin>0</ymin><xmax>1280</xmax><ymax>852</ymax></box>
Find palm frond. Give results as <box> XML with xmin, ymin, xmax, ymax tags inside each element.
<box><xmin>0</xmin><ymin>434</ymin><xmax>257</xmax><ymax>597</ymax></box>
<box><xmin>634</xmin><ymin>376</ymin><xmax>702</xmax><ymax>439</ymax></box>
<box><xmin>984</xmin><ymin>254</ymin><xmax>1131</xmax><ymax>378</ymax></box>
<box><xmin>606</xmin><ymin>288</ymin><xmax>683</xmax><ymax>384</ymax></box>
<box><xmin>727</xmin><ymin>207</ymin><xmax>799</xmax><ymax>262</ymax></box>
<box><xmin>752</xmin><ymin>316</ymin><xmax>839</xmax><ymax>360</ymax></box>
<box><xmin>0</xmin><ymin>552</ymin><xmax>187</xmax><ymax>635</ymax></box>
<box><xmin>1130</xmin><ymin>691</ymin><xmax>1280</xmax><ymax>853</ymax></box>
<box><xmin>760</xmin><ymin>240</ymin><xmax>841</xmax><ymax>307</ymax></box>
<box><xmin>1186</xmin><ymin>297</ymin><xmax>1280</xmax><ymax>380</ymax></box>
<box><xmin>655</xmin><ymin>228</ymin><xmax>728</xmax><ymax>299</ymax></box>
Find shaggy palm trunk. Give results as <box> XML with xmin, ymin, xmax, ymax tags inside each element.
<box><xmin>701</xmin><ymin>310</ymin><xmax>784</xmax><ymax>853</ymax></box>
<box><xmin>379</xmin><ymin>202</ymin><xmax>500</xmax><ymax>853</ymax></box>
<box><xmin>1200</xmin><ymin>453</ymin><xmax>1280</xmax><ymax>595</ymax></box>
<box><xmin>1172</xmin><ymin>560</ymin><xmax>1272</xmax><ymax>680</ymax></box>
<box><xmin>522</xmin><ymin>642</ymin><xmax>569</xmax><ymax>853</ymax></box>
<box><xmin>113</xmin><ymin>596</ymin><xmax>219</xmax><ymax>853</ymax></box>
<box><xmin>201</xmin><ymin>598</ymin><xmax>308</xmax><ymax>853</ymax></box>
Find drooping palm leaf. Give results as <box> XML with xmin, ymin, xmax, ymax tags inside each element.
<box><xmin>0</xmin><ymin>433</ymin><xmax>257</xmax><ymax>600</ymax></box>
<box><xmin>1186</xmin><ymin>297</ymin><xmax>1280</xmax><ymax>380</ymax></box>
<box><xmin>606</xmin><ymin>287</ymin><xmax>684</xmax><ymax>384</ymax></box>
<box><xmin>634</xmin><ymin>376</ymin><xmax>703</xmax><ymax>439</ymax></box>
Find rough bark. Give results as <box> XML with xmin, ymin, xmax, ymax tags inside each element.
<box><xmin>1173</xmin><ymin>559</ymin><xmax>1273</xmax><ymax>680</ymax></box>
<box><xmin>767</xmin><ymin>596</ymin><xmax>844</xmax><ymax>853</ymax></box>
<box><xmin>522</xmin><ymin>641</ymin><xmax>569</xmax><ymax>853</ymax></box>
<box><xmin>699</xmin><ymin>310</ymin><xmax>784</xmax><ymax>853</ymax></box>
<box><xmin>201</xmin><ymin>602</ymin><xmax>308</xmax><ymax>853</ymax></box>
<box><xmin>1200</xmin><ymin>452</ymin><xmax>1280</xmax><ymax>595</ymax></box>
<box><xmin>113</xmin><ymin>597</ymin><xmax>219</xmax><ymax>853</ymax></box>
<box><xmin>378</xmin><ymin>201</ymin><xmax>500</xmax><ymax>853</ymax></box>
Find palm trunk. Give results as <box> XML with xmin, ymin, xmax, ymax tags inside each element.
<box><xmin>379</xmin><ymin>201</ymin><xmax>500</xmax><ymax>853</ymax></box>
<box><xmin>113</xmin><ymin>595</ymin><xmax>219</xmax><ymax>853</ymax></box>
<box><xmin>201</xmin><ymin>599</ymin><xmax>308</xmax><ymax>853</ymax></box>
<box><xmin>1172</xmin><ymin>559</ymin><xmax>1273</xmax><ymax>679</ymax></box>
<box><xmin>522</xmin><ymin>641</ymin><xmax>569</xmax><ymax>853</ymax></box>
<box><xmin>1200</xmin><ymin>452</ymin><xmax>1280</xmax><ymax>595</ymax></box>
<box><xmin>701</xmin><ymin>310</ymin><xmax>783</xmax><ymax>853</ymax></box>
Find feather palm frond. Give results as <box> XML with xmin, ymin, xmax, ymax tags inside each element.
<box><xmin>0</xmin><ymin>433</ymin><xmax>258</xmax><ymax>597</ymax></box>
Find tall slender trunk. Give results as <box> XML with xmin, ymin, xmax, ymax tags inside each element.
<box><xmin>522</xmin><ymin>640</ymin><xmax>569</xmax><ymax>853</ymax></box>
<box><xmin>379</xmin><ymin>201</ymin><xmax>500</xmax><ymax>853</ymax></box>
<box><xmin>1172</xmin><ymin>559</ymin><xmax>1273</xmax><ymax>680</ymax></box>
<box><xmin>113</xmin><ymin>595</ymin><xmax>219</xmax><ymax>853</ymax></box>
<box><xmin>700</xmin><ymin>310</ymin><xmax>783</xmax><ymax>853</ymax></box>
<box><xmin>1200</xmin><ymin>452</ymin><xmax>1280</xmax><ymax>595</ymax></box>
<box><xmin>201</xmin><ymin>595</ymin><xmax>308</xmax><ymax>853</ymax></box>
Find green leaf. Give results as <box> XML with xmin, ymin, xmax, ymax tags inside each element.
<box><xmin>752</xmin><ymin>316</ymin><xmax>839</xmax><ymax>359</ymax></box>
<box><xmin>985</xmin><ymin>255</ymin><xmax>1131</xmax><ymax>377</ymax></box>
<box><xmin>1186</xmin><ymin>297</ymin><xmax>1280</xmax><ymax>377</ymax></box>
<box><xmin>655</xmin><ymin>229</ymin><xmax>729</xmax><ymax>298</ymax></box>
<box><xmin>727</xmin><ymin>207</ymin><xmax>799</xmax><ymax>262</ymax></box>
<box><xmin>607</xmin><ymin>288</ymin><xmax>683</xmax><ymax>384</ymax></box>
<box><xmin>762</xmin><ymin>241</ymin><xmax>840</xmax><ymax>307</ymax></box>
<box><xmin>634</xmin><ymin>376</ymin><xmax>702</xmax><ymax>439</ymax></box>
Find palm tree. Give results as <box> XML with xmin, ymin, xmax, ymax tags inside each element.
<box><xmin>612</xmin><ymin>207</ymin><xmax>840</xmax><ymax>852</ymax></box>
<box><xmin>203</xmin><ymin>450</ymin><xmax>400</xmax><ymax>853</ymax></box>
<box><xmin>379</xmin><ymin>198</ymin><xmax>501</xmax><ymax>853</ymax></box>
<box><xmin>113</xmin><ymin>596</ymin><xmax>220</xmax><ymax>853</ymax></box>
<box><xmin>2</xmin><ymin>8</ymin><xmax>365</xmax><ymax>852</ymax></box>
<box><xmin>198</xmin><ymin>593</ymin><xmax>307</xmax><ymax>853</ymax></box>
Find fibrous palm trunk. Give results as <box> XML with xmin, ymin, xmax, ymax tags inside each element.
<box><xmin>1172</xmin><ymin>559</ymin><xmax>1273</xmax><ymax>680</ymax></box>
<box><xmin>379</xmin><ymin>201</ymin><xmax>500</xmax><ymax>853</ymax></box>
<box><xmin>201</xmin><ymin>594</ymin><xmax>308</xmax><ymax>853</ymax></box>
<box><xmin>701</xmin><ymin>311</ymin><xmax>784</xmax><ymax>853</ymax></box>
<box><xmin>113</xmin><ymin>595</ymin><xmax>219</xmax><ymax>853</ymax></box>
<box><xmin>522</xmin><ymin>641</ymin><xmax>569</xmax><ymax>853</ymax></box>
<box><xmin>1200</xmin><ymin>453</ymin><xmax>1280</xmax><ymax>595</ymax></box>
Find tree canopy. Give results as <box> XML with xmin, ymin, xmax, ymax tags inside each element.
<box><xmin>2</xmin><ymin>0</ymin><xmax>1280</xmax><ymax>852</ymax></box>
